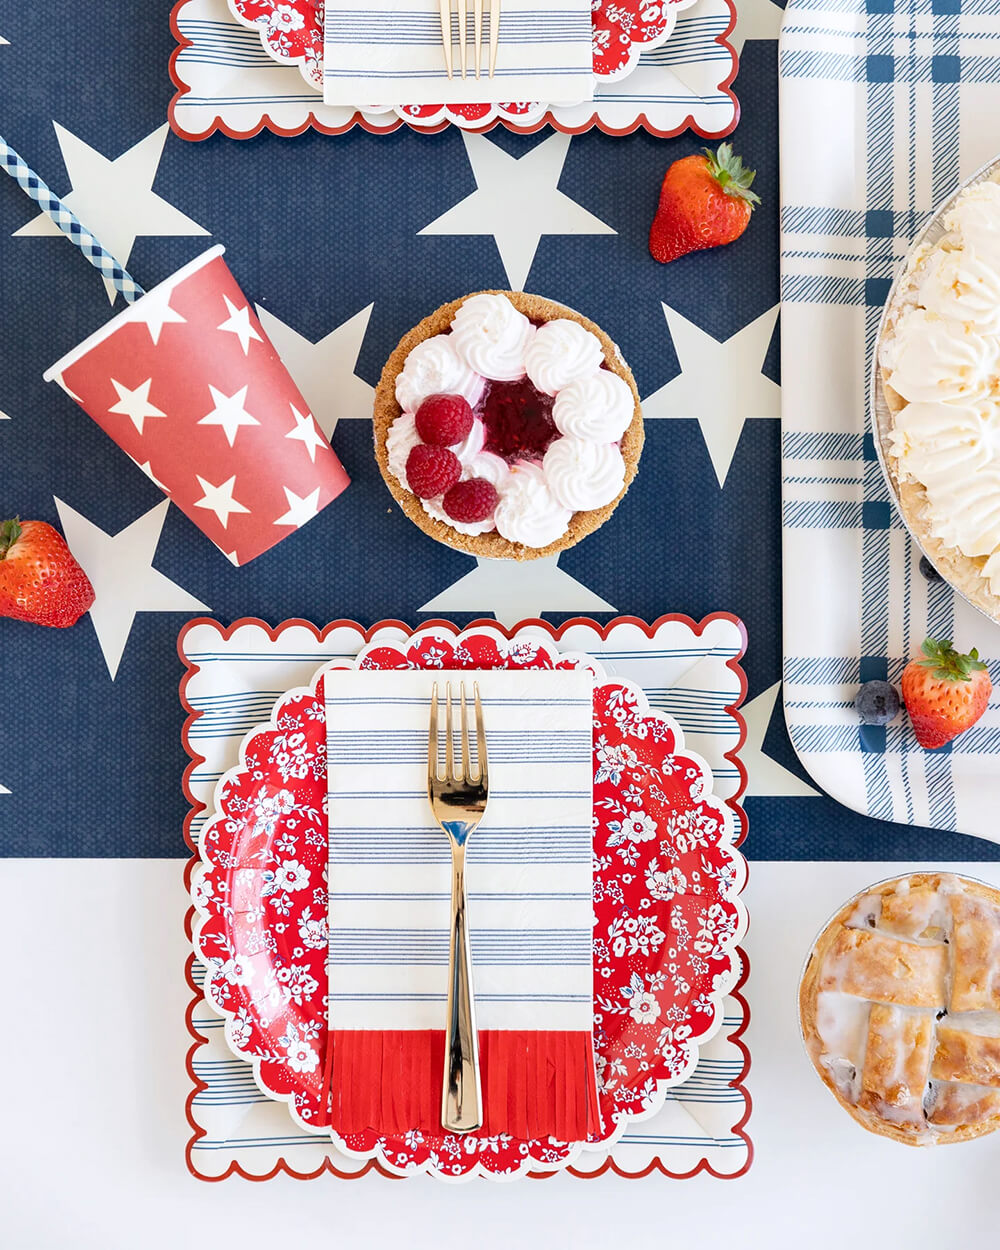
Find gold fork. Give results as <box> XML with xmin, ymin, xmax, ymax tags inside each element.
<box><xmin>428</xmin><ymin>681</ymin><xmax>488</xmax><ymax>1134</ymax></box>
<box><xmin>438</xmin><ymin>0</ymin><xmax>500</xmax><ymax>80</ymax></box>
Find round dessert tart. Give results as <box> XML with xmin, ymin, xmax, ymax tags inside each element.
<box><xmin>874</xmin><ymin>163</ymin><xmax>1000</xmax><ymax>622</ymax></box>
<box><xmin>373</xmin><ymin>290</ymin><xmax>644</xmax><ymax>560</ymax></box>
<box><xmin>799</xmin><ymin>872</ymin><xmax>1000</xmax><ymax>1146</ymax></box>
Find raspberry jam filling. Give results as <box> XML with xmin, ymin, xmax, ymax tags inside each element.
<box><xmin>478</xmin><ymin>377</ymin><xmax>557</xmax><ymax>464</ymax></box>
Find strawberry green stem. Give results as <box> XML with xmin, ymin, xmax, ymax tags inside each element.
<box><xmin>0</xmin><ymin>517</ymin><xmax>21</xmax><ymax>561</ymax></box>
<box><xmin>916</xmin><ymin>636</ymin><xmax>988</xmax><ymax>682</ymax></box>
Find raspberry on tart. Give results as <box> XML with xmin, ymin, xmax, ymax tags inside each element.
<box><xmin>443</xmin><ymin>478</ymin><xmax>499</xmax><ymax>524</ymax></box>
<box><xmin>405</xmin><ymin>444</ymin><xmax>462</xmax><ymax>499</ymax></box>
<box><xmin>373</xmin><ymin>291</ymin><xmax>644</xmax><ymax>561</ymax></box>
<box><xmin>414</xmin><ymin>394</ymin><xmax>475</xmax><ymax>447</ymax></box>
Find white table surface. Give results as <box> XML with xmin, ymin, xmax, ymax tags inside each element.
<box><xmin>5</xmin><ymin>857</ymin><xmax>1000</xmax><ymax>1246</ymax></box>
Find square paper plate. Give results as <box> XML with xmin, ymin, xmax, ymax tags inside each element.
<box><xmin>180</xmin><ymin>614</ymin><xmax>752</xmax><ymax>1179</ymax></box>
<box><xmin>169</xmin><ymin>0</ymin><xmax>739</xmax><ymax>139</ymax></box>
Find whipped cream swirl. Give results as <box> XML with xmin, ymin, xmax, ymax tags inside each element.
<box><xmin>386</xmin><ymin>411</ymin><xmax>422</xmax><ymax>490</ymax></box>
<box><xmin>881</xmin><ymin>307</ymin><xmax>1000</xmax><ymax>405</ymax></box>
<box><xmin>395</xmin><ymin>334</ymin><xmax>485</xmax><ymax>413</ymax></box>
<box><xmin>452</xmin><ymin>415</ymin><xmax>486</xmax><ymax>462</ymax></box>
<box><xmin>945</xmin><ymin>181</ymin><xmax>1000</xmax><ymax>270</ymax></box>
<box><xmin>543</xmin><ymin>437</ymin><xmax>626</xmax><ymax>511</ymax></box>
<box><xmin>553</xmin><ymin>369</ymin><xmax>634</xmax><ymax>442</ymax></box>
<box><xmin>450</xmin><ymin>293</ymin><xmax>534</xmax><ymax>382</ymax></box>
<box><xmin>493</xmin><ymin>461</ymin><xmax>573</xmax><ymax>548</ymax></box>
<box><xmin>918</xmin><ymin>246</ymin><xmax>1000</xmax><ymax>337</ymax></box>
<box><xmin>892</xmin><ymin>400</ymin><xmax>1000</xmax><ymax>559</ymax></box>
<box><xmin>524</xmin><ymin>319</ymin><xmax>604</xmax><ymax>396</ymax></box>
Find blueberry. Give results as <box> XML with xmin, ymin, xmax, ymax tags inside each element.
<box><xmin>855</xmin><ymin>679</ymin><xmax>901</xmax><ymax>726</ymax></box>
<box><xmin>919</xmin><ymin>555</ymin><xmax>943</xmax><ymax>583</ymax></box>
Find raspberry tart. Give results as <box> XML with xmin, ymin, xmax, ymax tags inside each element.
<box><xmin>373</xmin><ymin>291</ymin><xmax>644</xmax><ymax>559</ymax></box>
<box><xmin>800</xmin><ymin>872</ymin><xmax>1000</xmax><ymax>1146</ymax></box>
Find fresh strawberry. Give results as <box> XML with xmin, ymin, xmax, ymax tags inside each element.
<box><xmin>0</xmin><ymin>517</ymin><xmax>95</xmax><ymax>628</ymax></box>
<box><xmin>900</xmin><ymin>637</ymin><xmax>992</xmax><ymax>749</ymax></box>
<box><xmin>649</xmin><ymin>143</ymin><xmax>760</xmax><ymax>265</ymax></box>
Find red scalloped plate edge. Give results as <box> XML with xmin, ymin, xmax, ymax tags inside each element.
<box><xmin>167</xmin><ymin>1</ymin><xmax>739</xmax><ymax>142</ymax></box>
<box><xmin>180</xmin><ymin>614</ymin><xmax>751</xmax><ymax>1182</ymax></box>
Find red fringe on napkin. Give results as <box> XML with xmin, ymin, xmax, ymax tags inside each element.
<box><xmin>325</xmin><ymin>1029</ymin><xmax>601</xmax><ymax>1142</ymax></box>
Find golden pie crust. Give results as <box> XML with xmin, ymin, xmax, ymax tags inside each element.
<box><xmin>372</xmin><ymin>290</ymin><xmax>644</xmax><ymax>561</ymax></box>
<box><xmin>799</xmin><ymin>872</ymin><xmax>1000</xmax><ymax>1145</ymax></box>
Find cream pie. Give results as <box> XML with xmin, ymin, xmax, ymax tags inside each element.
<box><xmin>373</xmin><ymin>291</ymin><xmax>644</xmax><ymax>560</ymax></box>
<box><xmin>799</xmin><ymin>872</ymin><xmax>1000</xmax><ymax>1145</ymax></box>
<box><xmin>879</xmin><ymin>178</ymin><xmax>1000</xmax><ymax>618</ymax></box>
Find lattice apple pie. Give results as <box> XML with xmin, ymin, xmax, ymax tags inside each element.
<box><xmin>799</xmin><ymin>873</ymin><xmax>1000</xmax><ymax>1144</ymax></box>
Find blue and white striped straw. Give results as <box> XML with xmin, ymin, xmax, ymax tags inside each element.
<box><xmin>0</xmin><ymin>135</ymin><xmax>145</xmax><ymax>304</ymax></box>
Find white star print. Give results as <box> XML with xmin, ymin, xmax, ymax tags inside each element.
<box><xmin>198</xmin><ymin>384</ymin><xmax>260</xmax><ymax>447</ymax></box>
<box><xmin>0</xmin><ymin>783</ymin><xmax>9</xmax><ymax>796</ymax></box>
<box><xmin>14</xmin><ymin>123</ymin><xmax>208</xmax><ymax>303</ymax></box>
<box><xmin>108</xmin><ymin>377</ymin><xmax>167</xmax><ymax>435</ymax></box>
<box><xmin>194</xmin><ymin>475</ymin><xmax>251</xmax><ymax>529</ymax></box>
<box><xmin>54</xmin><ymin>498</ymin><xmax>209</xmax><ymax>680</ymax></box>
<box><xmin>128</xmin><ymin>283</ymin><xmax>186</xmax><ymax>345</ymax></box>
<box><xmin>420</xmin><ymin>555</ymin><xmax>615</xmax><ymax>628</ymax></box>
<box><xmin>730</xmin><ymin>0</ymin><xmax>784</xmax><ymax>54</ymax></box>
<box><xmin>255</xmin><ymin>303</ymin><xmax>374</xmax><ymax>440</ymax></box>
<box><xmin>274</xmin><ymin>485</ymin><xmax>322</xmax><ymax>528</ymax></box>
<box><xmin>419</xmin><ymin>133</ymin><xmax>615</xmax><ymax>290</ymax></box>
<box><xmin>0</xmin><ymin>408</ymin><xmax>9</xmax><ymax>420</ymax></box>
<box><xmin>284</xmin><ymin>404</ymin><xmax>327</xmax><ymax>463</ymax></box>
<box><xmin>742</xmin><ymin>682</ymin><xmax>819</xmax><ymax>798</ymax></box>
<box><xmin>642</xmin><ymin>302</ymin><xmax>781</xmax><ymax>487</ymax></box>
<box><xmin>217</xmin><ymin>295</ymin><xmax>263</xmax><ymax>355</ymax></box>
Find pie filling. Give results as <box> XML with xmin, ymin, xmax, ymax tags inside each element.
<box><xmin>478</xmin><ymin>376</ymin><xmax>558</xmax><ymax>463</ymax></box>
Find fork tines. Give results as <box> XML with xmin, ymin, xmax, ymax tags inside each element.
<box><xmin>438</xmin><ymin>0</ymin><xmax>500</xmax><ymax>80</ymax></box>
<box><xmin>428</xmin><ymin>681</ymin><xmax>487</xmax><ymax>787</ymax></box>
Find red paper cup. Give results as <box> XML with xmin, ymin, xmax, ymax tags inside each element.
<box><xmin>44</xmin><ymin>246</ymin><xmax>350</xmax><ymax>566</ymax></box>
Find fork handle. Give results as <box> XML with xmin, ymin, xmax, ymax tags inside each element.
<box><xmin>442</xmin><ymin>842</ymin><xmax>482</xmax><ymax>1133</ymax></box>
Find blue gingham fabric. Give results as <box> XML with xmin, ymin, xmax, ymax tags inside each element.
<box><xmin>780</xmin><ymin>0</ymin><xmax>1000</xmax><ymax>841</ymax></box>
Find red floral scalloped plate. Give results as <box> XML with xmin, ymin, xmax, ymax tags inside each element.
<box><xmin>191</xmin><ymin>626</ymin><xmax>746</xmax><ymax>1179</ymax></box>
<box><xmin>228</xmin><ymin>0</ymin><xmax>695</xmax><ymax>116</ymax></box>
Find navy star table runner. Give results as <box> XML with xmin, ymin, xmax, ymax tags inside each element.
<box><xmin>0</xmin><ymin>1</ymin><xmax>992</xmax><ymax>861</ymax></box>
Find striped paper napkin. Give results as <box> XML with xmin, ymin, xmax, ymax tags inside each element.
<box><xmin>324</xmin><ymin>668</ymin><xmax>600</xmax><ymax>1143</ymax></box>
<box><xmin>323</xmin><ymin>0</ymin><xmax>595</xmax><ymax>107</ymax></box>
